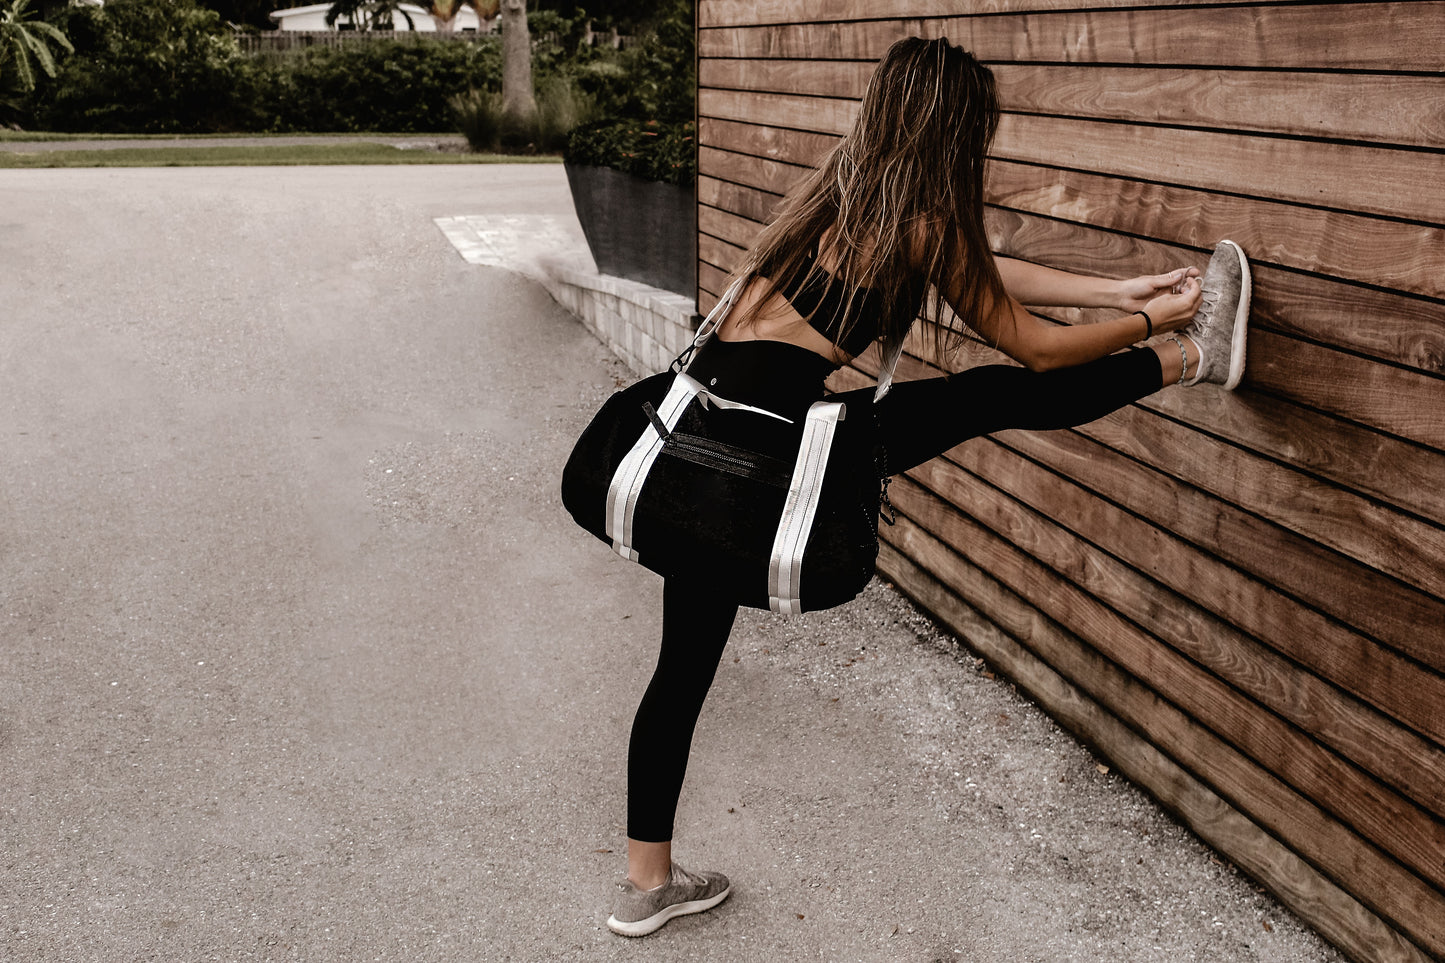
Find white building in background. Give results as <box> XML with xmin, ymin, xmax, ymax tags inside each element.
<box><xmin>269</xmin><ymin>3</ymin><xmax>488</xmax><ymax>32</ymax></box>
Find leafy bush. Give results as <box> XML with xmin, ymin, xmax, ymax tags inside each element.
<box><xmin>453</xmin><ymin>72</ymin><xmax>596</xmax><ymax>152</ymax></box>
<box><xmin>40</xmin><ymin>0</ymin><xmax>248</xmax><ymax>132</ymax></box>
<box><xmin>564</xmin><ymin>118</ymin><xmax>694</xmax><ymax>186</ymax></box>
<box><xmin>258</xmin><ymin>39</ymin><xmax>500</xmax><ymax>133</ymax></box>
<box><xmin>24</xmin><ymin>0</ymin><xmax>691</xmax><ymax>139</ymax></box>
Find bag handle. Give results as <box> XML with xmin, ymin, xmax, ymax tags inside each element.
<box><xmin>674</xmin><ymin>275</ymin><xmax>904</xmax><ymax>404</ymax></box>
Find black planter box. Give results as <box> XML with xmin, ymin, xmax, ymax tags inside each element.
<box><xmin>565</xmin><ymin>162</ymin><xmax>697</xmax><ymax>297</ymax></box>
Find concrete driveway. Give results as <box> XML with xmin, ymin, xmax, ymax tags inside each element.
<box><xmin>0</xmin><ymin>165</ymin><xmax>1343</xmax><ymax>962</ymax></box>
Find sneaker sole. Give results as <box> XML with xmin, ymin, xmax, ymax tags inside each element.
<box><xmin>1218</xmin><ymin>239</ymin><xmax>1251</xmax><ymax>391</ymax></box>
<box><xmin>605</xmin><ymin>885</ymin><xmax>732</xmax><ymax>937</ymax></box>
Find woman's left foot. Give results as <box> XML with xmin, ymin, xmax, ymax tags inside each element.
<box><xmin>1180</xmin><ymin>240</ymin><xmax>1251</xmax><ymax>390</ymax></box>
<box><xmin>606</xmin><ymin>861</ymin><xmax>732</xmax><ymax>937</ymax></box>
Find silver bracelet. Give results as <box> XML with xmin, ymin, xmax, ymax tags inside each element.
<box><xmin>1165</xmin><ymin>335</ymin><xmax>1189</xmax><ymax>383</ymax></box>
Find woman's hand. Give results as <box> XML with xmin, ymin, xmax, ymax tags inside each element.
<box><xmin>1116</xmin><ymin>268</ymin><xmax>1200</xmax><ymax>313</ymax></box>
<box><xmin>1141</xmin><ymin>276</ymin><xmax>1204</xmax><ymax>332</ymax></box>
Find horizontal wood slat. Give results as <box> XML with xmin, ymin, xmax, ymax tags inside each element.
<box><xmin>876</xmin><ymin>537</ymin><xmax>1436</xmax><ymax>963</ymax></box>
<box><xmin>700</xmin><ymin>192</ymin><xmax>1445</xmax><ymax>460</ymax></box>
<box><xmin>848</xmin><ymin>347</ymin><xmax>1445</xmax><ymax>674</ymax></box>
<box><xmin>961</xmin><ymin>434</ymin><xmax>1445</xmax><ymax>751</ymax></box>
<box><xmin>984</xmin><ymin>161</ymin><xmax>1445</xmax><ymax>305</ymax></box>
<box><xmin>881</xmin><ymin>504</ymin><xmax>1445</xmax><ymax>957</ymax></box>
<box><xmin>836</xmin><ymin>358</ymin><xmax>1445</xmax><ymax>704</ymax></box>
<box><xmin>994</xmin><ymin>114</ymin><xmax>1443</xmax><ymax>226</ymax></box>
<box><xmin>982</xmin><ymin>210</ymin><xmax>1445</xmax><ymax>443</ymax></box>
<box><xmin>703</xmin><ymin>59</ymin><xmax>1445</xmax><ymax>150</ymax></box>
<box><xmin>898</xmin><ymin>435</ymin><xmax>1445</xmax><ymax>794</ymax></box>
<box><xmin>700</xmin><ymin>145</ymin><xmax>810</xmax><ymax>197</ymax></box>
<box><xmin>701</xmin><ymin>0</ymin><xmax>1271</xmax><ymax>27</ymax></box>
<box><xmin>938</xmin><ymin>434</ymin><xmax>1445</xmax><ymax>752</ymax></box>
<box><xmin>697</xmin><ymin>117</ymin><xmax>838</xmax><ymax>170</ymax></box>
<box><xmin>704</xmin><ymin>90</ymin><xmax>1443</xmax><ymax>223</ymax></box>
<box><xmin>698</xmin><ymin>7</ymin><xmax>1445</xmax><ymax>955</ymax></box>
<box><xmin>697</xmin><ymin>113</ymin><xmax>1445</xmax><ymax>311</ymax></box>
<box><xmin>700</xmin><ymin>193</ymin><xmax>1445</xmax><ymax>538</ymax></box>
<box><xmin>699</xmin><ymin>4</ymin><xmax>1445</xmax><ymax>71</ymax></box>
<box><xmin>888</xmin><ymin>465</ymin><xmax>1445</xmax><ymax>891</ymax></box>
<box><xmin>695</xmin><ymin>125</ymin><xmax>1445</xmax><ymax>374</ymax></box>
<box><xmin>700</xmin><ymin>175</ymin><xmax>782</xmax><ymax>224</ymax></box>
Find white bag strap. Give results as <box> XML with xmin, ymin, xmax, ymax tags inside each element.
<box><xmin>768</xmin><ymin>399</ymin><xmax>847</xmax><ymax>615</ymax></box>
<box><xmin>606</xmin><ymin>372</ymin><xmax>705</xmax><ymax>561</ymax></box>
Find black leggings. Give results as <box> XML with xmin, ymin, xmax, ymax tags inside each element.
<box><xmin>626</xmin><ymin>345</ymin><xmax>1163</xmax><ymax>842</ymax></box>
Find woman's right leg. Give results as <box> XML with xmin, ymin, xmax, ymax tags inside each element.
<box><xmin>626</xmin><ymin>576</ymin><xmax>739</xmax><ymax>887</ymax></box>
<box><xmin>845</xmin><ymin>345</ymin><xmax>1190</xmax><ymax>476</ymax></box>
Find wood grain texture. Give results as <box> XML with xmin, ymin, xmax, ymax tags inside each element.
<box><xmin>1019</xmin><ymin>422</ymin><xmax>1444</xmax><ymax>673</ymax></box>
<box><xmin>699</xmin><ymin>145</ymin><xmax>810</xmax><ymax>197</ymax></box>
<box><xmin>699</xmin><ymin>175</ymin><xmax>780</xmax><ymax>224</ymax></box>
<box><xmin>700</xmin><ymin>86</ymin><xmax>858</xmax><ymax>136</ymax></box>
<box><xmin>700</xmin><ymin>0</ymin><xmax>1269</xmax><ymax>27</ymax></box>
<box><xmin>877</xmin><ymin>533</ymin><xmax>1439</xmax><ymax>963</ymax></box>
<box><xmin>697</xmin><ymin>231</ymin><xmax>746</xmax><ymax>279</ymax></box>
<box><xmin>698</xmin><ymin>117</ymin><xmax>838</xmax><ymax>170</ymax></box>
<box><xmin>835</xmin><ymin>362</ymin><xmax>1445</xmax><ymax>714</ymax></box>
<box><xmin>697</xmin><ymin>4</ymin><xmax>1445</xmax><ymax>955</ymax></box>
<box><xmin>699</xmin><ymin>4</ymin><xmax>1445</xmax><ymax>71</ymax></box>
<box><xmin>1137</xmin><ymin>383</ymin><xmax>1445</xmax><ymax>535</ymax></box>
<box><xmin>1073</xmin><ymin>401</ymin><xmax>1445</xmax><ymax>602</ymax></box>
<box><xmin>701</xmin><ymin>88</ymin><xmax>1445</xmax><ymax>222</ymax></box>
<box><xmin>899</xmin><ymin>445</ymin><xmax>1445</xmax><ymax>808</ymax></box>
<box><xmin>986</xmin><ymin>160</ymin><xmax>1445</xmax><ymax>304</ymax></box>
<box><xmin>687</xmin><ymin>142</ymin><xmax>1445</xmax><ymax>378</ymax></box>
<box><xmin>1247</xmin><ymin>330</ymin><xmax>1445</xmax><ymax>450</ymax></box>
<box><xmin>880</xmin><ymin>509</ymin><xmax>1445</xmax><ymax>957</ymax></box>
<box><xmin>694</xmin><ymin>127</ymin><xmax>1445</xmax><ymax>365</ymax></box>
<box><xmin>696</xmin><ymin>114</ymin><xmax>1445</xmax><ymax>308</ymax></box>
<box><xmin>994</xmin><ymin>114</ymin><xmax>1444</xmax><ymax>226</ymax></box>
<box><xmin>887</xmin><ymin>468</ymin><xmax>1445</xmax><ymax>890</ymax></box>
<box><xmin>983</xmin><ymin>209</ymin><xmax>1445</xmax><ymax>400</ymax></box>
<box><xmin>693</xmin><ymin>121</ymin><xmax>1445</xmax><ymax>374</ymax></box>
<box><xmin>703</xmin><ymin>59</ymin><xmax>1445</xmax><ymax>150</ymax></box>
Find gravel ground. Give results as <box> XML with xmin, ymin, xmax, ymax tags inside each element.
<box><xmin>0</xmin><ymin>165</ymin><xmax>1348</xmax><ymax>962</ymax></box>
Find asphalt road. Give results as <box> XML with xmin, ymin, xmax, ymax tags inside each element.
<box><xmin>0</xmin><ymin>165</ymin><xmax>1344</xmax><ymax>962</ymax></box>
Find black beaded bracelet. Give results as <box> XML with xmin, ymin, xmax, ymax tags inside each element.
<box><xmin>1137</xmin><ymin>310</ymin><xmax>1154</xmax><ymax>341</ymax></box>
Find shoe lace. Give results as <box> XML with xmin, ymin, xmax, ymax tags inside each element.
<box><xmin>1197</xmin><ymin>285</ymin><xmax>1222</xmax><ymax>330</ymax></box>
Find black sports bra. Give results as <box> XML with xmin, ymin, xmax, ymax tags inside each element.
<box><xmin>775</xmin><ymin>248</ymin><xmax>924</xmax><ymax>357</ymax></box>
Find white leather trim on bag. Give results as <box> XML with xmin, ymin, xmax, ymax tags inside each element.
<box><xmin>768</xmin><ymin>400</ymin><xmax>846</xmax><ymax>615</ymax></box>
<box><xmin>606</xmin><ymin>373</ymin><xmax>703</xmax><ymax>561</ymax></box>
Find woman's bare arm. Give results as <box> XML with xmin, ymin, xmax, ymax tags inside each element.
<box><xmin>995</xmin><ymin>255</ymin><xmax>1197</xmax><ymax>311</ymax></box>
<box><xmin>945</xmin><ymin>250</ymin><xmax>1203</xmax><ymax>372</ymax></box>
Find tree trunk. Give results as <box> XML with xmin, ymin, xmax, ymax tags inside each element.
<box><xmin>500</xmin><ymin>0</ymin><xmax>535</xmax><ymax>126</ymax></box>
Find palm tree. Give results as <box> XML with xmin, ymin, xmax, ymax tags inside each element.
<box><xmin>419</xmin><ymin>0</ymin><xmax>494</xmax><ymax>34</ymax></box>
<box><xmin>324</xmin><ymin>0</ymin><xmax>415</xmax><ymax>31</ymax></box>
<box><xmin>0</xmin><ymin>0</ymin><xmax>71</xmax><ymax>94</ymax></box>
<box><xmin>498</xmin><ymin>0</ymin><xmax>533</xmax><ymax>126</ymax></box>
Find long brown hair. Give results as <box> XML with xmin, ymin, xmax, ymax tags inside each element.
<box><xmin>728</xmin><ymin>37</ymin><xmax>1006</xmax><ymax>361</ymax></box>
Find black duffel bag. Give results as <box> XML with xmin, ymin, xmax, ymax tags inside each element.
<box><xmin>560</xmin><ymin>282</ymin><xmax>901</xmax><ymax>614</ymax></box>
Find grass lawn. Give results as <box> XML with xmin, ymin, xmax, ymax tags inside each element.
<box><xmin>0</xmin><ymin>141</ymin><xmax>560</xmax><ymax>168</ymax></box>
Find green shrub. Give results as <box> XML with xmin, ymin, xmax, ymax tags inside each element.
<box><xmin>564</xmin><ymin>118</ymin><xmax>694</xmax><ymax>186</ymax></box>
<box><xmin>453</xmin><ymin>73</ymin><xmax>595</xmax><ymax>153</ymax></box>
<box><xmin>40</xmin><ymin>0</ymin><xmax>248</xmax><ymax>132</ymax></box>
<box><xmin>260</xmin><ymin>39</ymin><xmax>500</xmax><ymax>133</ymax></box>
<box><xmin>450</xmin><ymin>86</ymin><xmax>501</xmax><ymax>150</ymax></box>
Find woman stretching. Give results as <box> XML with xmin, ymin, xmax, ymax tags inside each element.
<box><xmin>606</xmin><ymin>36</ymin><xmax>1250</xmax><ymax>936</ymax></box>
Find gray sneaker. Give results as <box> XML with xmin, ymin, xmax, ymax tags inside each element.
<box><xmin>606</xmin><ymin>862</ymin><xmax>732</xmax><ymax>937</ymax></box>
<box><xmin>1181</xmin><ymin>239</ymin><xmax>1251</xmax><ymax>390</ymax></box>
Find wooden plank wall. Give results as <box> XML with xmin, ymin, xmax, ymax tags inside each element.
<box><xmin>695</xmin><ymin>3</ymin><xmax>1445</xmax><ymax>961</ymax></box>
